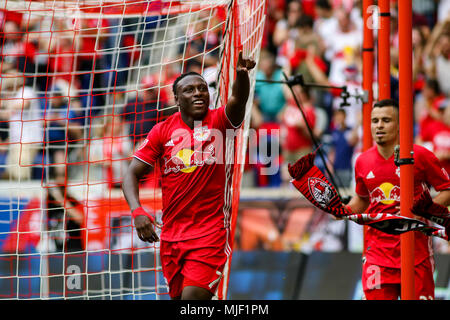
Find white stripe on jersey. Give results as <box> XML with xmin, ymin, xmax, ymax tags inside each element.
<box><xmin>222</xmin><ymin>136</ymin><xmax>234</xmax><ymax>229</ymax></box>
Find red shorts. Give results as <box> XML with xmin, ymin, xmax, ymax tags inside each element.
<box><xmin>362</xmin><ymin>256</ymin><xmax>435</xmax><ymax>300</ymax></box>
<box><xmin>160</xmin><ymin>228</ymin><xmax>230</xmax><ymax>299</ymax></box>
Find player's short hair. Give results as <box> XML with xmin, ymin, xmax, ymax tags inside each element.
<box><xmin>334</xmin><ymin>108</ymin><xmax>346</xmax><ymax>116</ymax></box>
<box><xmin>315</xmin><ymin>0</ymin><xmax>332</xmax><ymax>10</ymax></box>
<box><xmin>172</xmin><ymin>71</ymin><xmax>204</xmax><ymax>96</ymax></box>
<box><xmin>373</xmin><ymin>99</ymin><xmax>399</xmax><ymax>110</ymax></box>
<box><xmin>297</xmin><ymin>14</ymin><xmax>314</xmax><ymax>29</ymax></box>
<box><xmin>425</xmin><ymin>78</ymin><xmax>441</xmax><ymax>95</ymax></box>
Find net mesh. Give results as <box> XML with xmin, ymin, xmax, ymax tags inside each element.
<box><xmin>0</xmin><ymin>0</ymin><xmax>265</xmax><ymax>299</ymax></box>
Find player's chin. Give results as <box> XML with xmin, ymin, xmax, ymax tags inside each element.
<box><xmin>191</xmin><ymin>108</ymin><xmax>208</xmax><ymax>120</ymax></box>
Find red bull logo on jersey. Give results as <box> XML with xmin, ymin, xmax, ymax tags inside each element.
<box><xmin>163</xmin><ymin>144</ymin><xmax>216</xmax><ymax>174</ymax></box>
<box><xmin>308</xmin><ymin>177</ymin><xmax>334</xmax><ymax>208</ymax></box>
<box><xmin>370</xmin><ymin>182</ymin><xmax>400</xmax><ymax>205</ymax></box>
<box><xmin>193</xmin><ymin>126</ymin><xmax>211</xmax><ymax>142</ymax></box>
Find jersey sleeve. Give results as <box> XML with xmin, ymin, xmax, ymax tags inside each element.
<box><xmin>133</xmin><ymin>122</ymin><xmax>164</xmax><ymax>166</ymax></box>
<box><xmin>354</xmin><ymin>154</ymin><xmax>370</xmax><ymax>197</ymax></box>
<box><xmin>418</xmin><ymin>146</ymin><xmax>450</xmax><ymax>191</ymax></box>
<box><xmin>214</xmin><ymin>106</ymin><xmax>242</xmax><ymax>131</ymax></box>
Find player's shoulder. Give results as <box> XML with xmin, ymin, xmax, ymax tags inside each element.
<box><xmin>413</xmin><ymin>144</ymin><xmax>441</xmax><ymax>163</ymax></box>
<box><xmin>413</xmin><ymin>143</ymin><xmax>433</xmax><ymax>156</ymax></box>
<box><xmin>209</xmin><ymin>105</ymin><xmax>225</xmax><ymax>115</ymax></box>
<box><xmin>155</xmin><ymin>111</ymin><xmax>181</xmax><ymax>130</ymax></box>
<box><xmin>144</xmin><ymin>112</ymin><xmax>180</xmax><ymax>141</ymax></box>
<box><xmin>356</xmin><ymin>145</ymin><xmax>378</xmax><ymax>162</ymax></box>
<box><xmin>147</xmin><ymin>119</ymin><xmax>164</xmax><ymax>137</ymax></box>
<box><xmin>205</xmin><ymin>105</ymin><xmax>227</xmax><ymax>123</ymax></box>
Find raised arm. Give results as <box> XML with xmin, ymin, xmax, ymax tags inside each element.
<box><xmin>225</xmin><ymin>51</ymin><xmax>256</xmax><ymax>127</ymax></box>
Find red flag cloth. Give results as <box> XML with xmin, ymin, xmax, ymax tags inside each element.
<box><xmin>344</xmin><ymin>213</ymin><xmax>446</xmax><ymax>239</ymax></box>
<box><xmin>288</xmin><ymin>150</ymin><xmax>351</xmax><ymax>217</ymax></box>
<box><xmin>288</xmin><ymin>151</ymin><xmax>449</xmax><ymax>240</ymax></box>
<box><xmin>421</xmin><ymin>227</ymin><xmax>448</xmax><ymax>241</ymax></box>
<box><xmin>411</xmin><ymin>189</ymin><xmax>450</xmax><ymax>240</ymax></box>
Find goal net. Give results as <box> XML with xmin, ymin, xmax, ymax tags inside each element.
<box><xmin>0</xmin><ymin>0</ymin><xmax>265</xmax><ymax>299</ymax></box>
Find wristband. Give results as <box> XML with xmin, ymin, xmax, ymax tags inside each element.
<box><xmin>132</xmin><ymin>207</ymin><xmax>155</xmax><ymax>223</ymax></box>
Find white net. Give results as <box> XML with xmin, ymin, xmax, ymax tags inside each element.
<box><xmin>0</xmin><ymin>0</ymin><xmax>265</xmax><ymax>299</ymax></box>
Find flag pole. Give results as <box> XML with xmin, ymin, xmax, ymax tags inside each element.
<box><xmin>378</xmin><ymin>0</ymin><xmax>391</xmax><ymax>100</ymax></box>
<box><xmin>362</xmin><ymin>0</ymin><xmax>374</xmax><ymax>256</ymax></box>
<box><xmin>362</xmin><ymin>0</ymin><xmax>374</xmax><ymax>151</ymax></box>
<box><xmin>398</xmin><ymin>0</ymin><xmax>415</xmax><ymax>300</ymax></box>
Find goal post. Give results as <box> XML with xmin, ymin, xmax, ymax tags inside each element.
<box><xmin>0</xmin><ymin>0</ymin><xmax>266</xmax><ymax>300</ymax></box>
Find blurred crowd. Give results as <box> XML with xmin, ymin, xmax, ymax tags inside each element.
<box><xmin>0</xmin><ymin>7</ymin><xmax>224</xmax><ymax>188</ymax></box>
<box><xmin>246</xmin><ymin>0</ymin><xmax>450</xmax><ymax>189</ymax></box>
<box><xmin>0</xmin><ymin>6</ymin><xmax>227</xmax><ymax>254</ymax></box>
<box><xmin>0</xmin><ymin>0</ymin><xmax>449</xmax><ymax>192</ymax></box>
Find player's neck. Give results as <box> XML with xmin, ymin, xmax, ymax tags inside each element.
<box><xmin>180</xmin><ymin>111</ymin><xmax>207</xmax><ymax>130</ymax></box>
<box><xmin>180</xmin><ymin>113</ymin><xmax>195</xmax><ymax>129</ymax></box>
<box><xmin>376</xmin><ymin>142</ymin><xmax>397</xmax><ymax>160</ymax></box>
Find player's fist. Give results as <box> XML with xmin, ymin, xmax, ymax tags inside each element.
<box><xmin>236</xmin><ymin>51</ymin><xmax>256</xmax><ymax>73</ymax></box>
<box><xmin>132</xmin><ymin>207</ymin><xmax>161</xmax><ymax>243</ymax></box>
<box><xmin>411</xmin><ymin>190</ymin><xmax>450</xmax><ymax>229</ymax></box>
<box><xmin>134</xmin><ymin>215</ymin><xmax>159</xmax><ymax>243</ymax></box>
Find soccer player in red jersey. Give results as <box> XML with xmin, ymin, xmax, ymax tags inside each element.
<box><xmin>122</xmin><ymin>52</ymin><xmax>256</xmax><ymax>300</ymax></box>
<box><xmin>346</xmin><ymin>99</ymin><xmax>450</xmax><ymax>300</ymax></box>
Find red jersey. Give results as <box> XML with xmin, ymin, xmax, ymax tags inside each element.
<box><xmin>355</xmin><ymin>145</ymin><xmax>450</xmax><ymax>268</ymax></box>
<box><xmin>419</xmin><ymin>115</ymin><xmax>447</xmax><ymax>143</ymax></box>
<box><xmin>133</xmin><ymin>107</ymin><xmax>237</xmax><ymax>241</ymax></box>
<box><xmin>432</xmin><ymin>127</ymin><xmax>450</xmax><ymax>175</ymax></box>
<box><xmin>281</xmin><ymin>102</ymin><xmax>316</xmax><ymax>152</ymax></box>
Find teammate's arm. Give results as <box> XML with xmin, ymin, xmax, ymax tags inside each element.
<box><xmin>122</xmin><ymin>158</ymin><xmax>159</xmax><ymax>243</ymax></box>
<box><xmin>348</xmin><ymin>158</ymin><xmax>371</xmax><ymax>214</ymax></box>
<box><xmin>419</xmin><ymin>146</ymin><xmax>450</xmax><ymax>209</ymax></box>
<box><xmin>346</xmin><ymin>194</ymin><xmax>371</xmax><ymax>214</ymax></box>
<box><xmin>225</xmin><ymin>51</ymin><xmax>256</xmax><ymax>127</ymax></box>
<box><xmin>433</xmin><ymin>189</ymin><xmax>450</xmax><ymax>208</ymax></box>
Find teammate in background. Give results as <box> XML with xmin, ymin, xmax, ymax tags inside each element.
<box><xmin>122</xmin><ymin>52</ymin><xmax>256</xmax><ymax>300</ymax></box>
<box><xmin>345</xmin><ymin>99</ymin><xmax>450</xmax><ymax>300</ymax></box>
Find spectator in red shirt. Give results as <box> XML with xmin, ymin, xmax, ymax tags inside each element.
<box><xmin>416</xmin><ymin>79</ymin><xmax>446</xmax><ymax>144</ymax></box>
<box><xmin>48</xmin><ymin>35</ymin><xmax>79</xmax><ymax>90</ymax></box>
<box><xmin>1</xmin><ymin>20</ymin><xmax>36</xmax><ymax>79</ymax></box>
<box><xmin>280</xmin><ymin>86</ymin><xmax>316</xmax><ymax>183</ymax></box>
<box><xmin>430</xmin><ymin>101</ymin><xmax>450</xmax><ymax>175</ymax></box>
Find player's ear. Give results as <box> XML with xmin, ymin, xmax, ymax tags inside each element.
<box><xmin>174</xmin><ymin>95</ymin><xmax>181</xmax><ymax>111</ymax></box>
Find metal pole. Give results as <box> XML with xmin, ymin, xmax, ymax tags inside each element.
<box><xmin>362</xmin><ymin>0</ymin><xmax>374</xmax><ymax>151</ymax></box>
<box><xmin>362</xmin><ymin>0</ymin><xmax>375</xmax><ymax>257</ymax></box>
<box><xmin>378</xmin><ymin>0</ymin><xmax>391</xmax><ymax>99</ymax></box>
<box><xmin>398</xmin><ymin>0</ymin><xmax>415</xmax><ymax>300</ymax></box>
